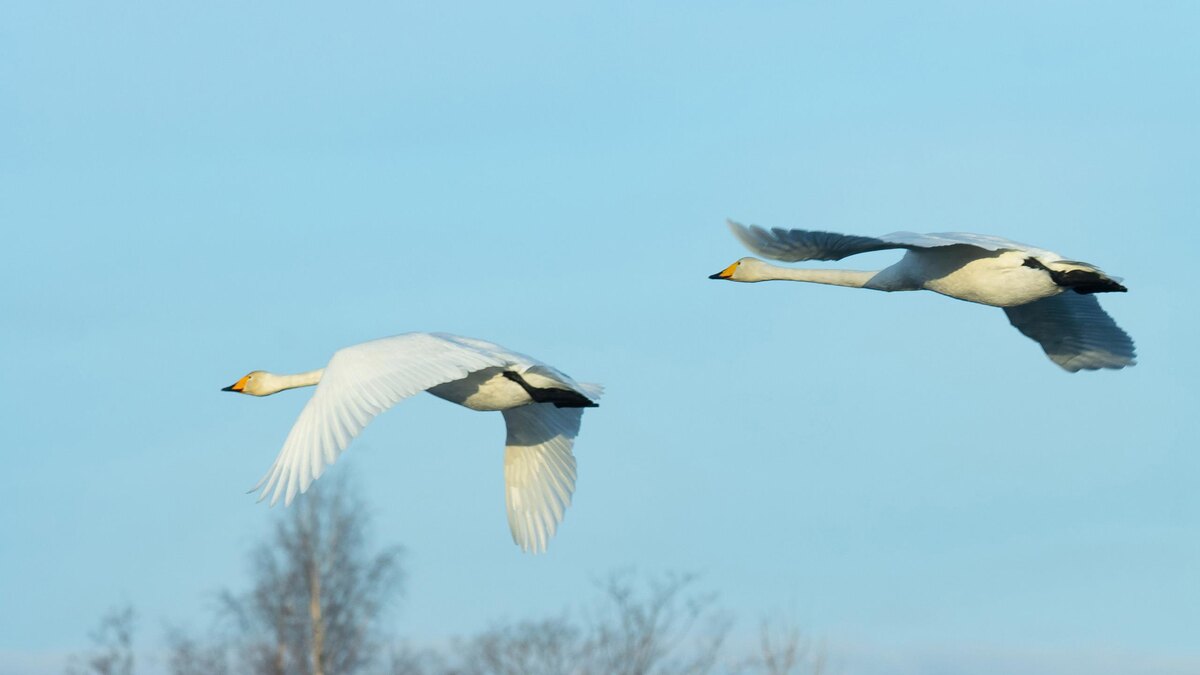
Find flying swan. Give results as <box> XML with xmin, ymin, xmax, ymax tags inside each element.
<box><xmin>710</xmin><ymin>220</ymin><xmax>1136</xmax><ymax>371</ymax></box>
<box><xmin>222</xmin><ymin>332</ymin><xmax>602</xmax><ymax>553</ymax></box>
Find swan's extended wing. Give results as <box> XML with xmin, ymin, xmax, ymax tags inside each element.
<box><xmin>502</xmin><ymin>403</ymin><xmax>590</xmax><ymax>554</ymax></box>
<box><xmin>729</xmin><ymin>220</ymin><xmax>1062</xmax><ymax>262</ymax></box>
<box><xmin>729</xmin><ymin>220</ymin><xmax>902</xmax><ymax>261</ymax></box>
<box><xmin>254</xmin><ymin>333</ymin><xmax>515</xmax><ymax>506</ymax></box>
<box><xmin>880</xmin><ymin>231</ymin><xmax>1061</xmax><ymax>259</ymax></box>
<box><xmin>1003</xmin><ymin>294</ymin><xmax>1136</xmax><ymax>372</ymax></box>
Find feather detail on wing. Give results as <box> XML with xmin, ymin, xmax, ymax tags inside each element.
<box><xmin>502</xmin><ymin>401</ymin><xmax>594</xmax><ymax>554</ymax></box>
<box><xmin>253</xmin><ymin>333</ymin><xmax>515</xmax><ymax>506</ymax></box>
<box><xmin>728</xmin><ymin>220</ymin><xmax>899</xmax><ymax>261</ymax></box>
<box><xmin>729</xmin><ymin>220</ymin><xmax>1063</xmax><ymax>262</ymax></box>
<box><xmin>879</xmin><ymin>231</ymin><xmax>1061</xmax><ymax>259</ymax></box>
<box><xmin>1003</xmin><ymin>294</ymin><xmax>1137</xmax><ymax>372</ymax></box>
<box><xmin>518</xmin><ymin>364</ymin><xmax>603</xmax><ymax>403</ymax></box>
<box><xmin>574</xmin><ymin>381</ymin><xmax>605</xmax><ymax>401</ymax></box>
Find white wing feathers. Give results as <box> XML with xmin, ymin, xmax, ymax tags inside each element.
<box><xmin>1004</xmin><ymin>294</ymin><xmax>1137</xmax><ymax>372</ymax></box>
<box><xmin>253</xmin><ymin>333</ymin><xmax>516</xmax><ymax>506</ymax></box>
<box><xmin>728</xmin><ymin>220</ymin><xmax>1061</xmax><ymax>262</ymax></box>
<box><xmin>502</xmin><ymin>404</ymin><xmax>586</xmax><ymax>554</ymax></box>
<box><xmin>521</xmin><ymin>364</ymin><xmax>603</xmax><ymax>401</ymax></box>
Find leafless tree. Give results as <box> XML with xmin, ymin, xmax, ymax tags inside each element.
<box><xmin>734</xmin><ymin>618</ymin><xmax>825</xmax><ymax>675</ymax></box>
<box><xmin>416</xmin><ymin>572</ymin><xmax>730</xmax><ymax>675</ymax></box>
<box><xmin>67</xmin><ymin>485</ymin><xmax>825</xmax><ymax>675</ymax></box>
<box><xmin>164</xmin><ymin>627</ymin><xmax>230</xmax><ymax>675</ymax></box>
<box><xmin>65</xmin><ymin>605</ymin><xmax>134</xmax><ymax>675</ymax></box>
<box><xmin>453</xmin><ymin>615</ymin><xmax>585</xmax><ymax>675</ymax></box>
<box><xmin>583</xmin><ymin>572</ymin><xmax>729</xmax><ymax>675</ymax></box>
<box><xmin>221</xmin><ymin>473</ymin><xmax>404</xmax><ymax>675</ymax></box>
<box><xmin>388</xmin><ymin>643</ymin><xmax>451</xmax><ymax>675</ymax></box>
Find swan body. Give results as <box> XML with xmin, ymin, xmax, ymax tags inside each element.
<box><xmin>712</xmin><ymin>221</ymin><xmax>1136</xmax><ymax>371</ymax></box>
<box><xmin>223</xmin><ymin>332</ymin><xmax>602</xmax><ymax>553</ymax></box>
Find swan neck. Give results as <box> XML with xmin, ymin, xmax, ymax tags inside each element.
<box><xmin>751</xmin><ymin>263</ymin><xmax>878</xmax><ymax>288</ymax></box>
<box><xmin>270</xmin><ymin>368</ymin><xmax>324</xmax><ymax>394</ymax></box>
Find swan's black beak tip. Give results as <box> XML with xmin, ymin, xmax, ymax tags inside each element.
<box><xmin>223</xmin><ymin>375</ymin><xmax>250</xmax><ymax>393</ymax></box>
<box><xmin>709</xmin><ymin>262</ymin><xmax>738</xmax><ymax>280</ymax></box>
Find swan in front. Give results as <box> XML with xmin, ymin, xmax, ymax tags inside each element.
<box><xmin>710</xmin><ymin>220</ymin><xmax>1136</xmax><ymax>371</ymax></box>
<box><xmin>222</xmin><ymin>332</ymin><xmax>602</xmax><ymax>553</ymax></box>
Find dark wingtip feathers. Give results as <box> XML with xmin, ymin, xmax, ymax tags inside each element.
<box><xmin>503</xmin><ymin>371</ymin><xmax>599</xmax><ymax>409</ymax></box>
<box><xmin>1023</xmin><ymin>257</ymin><xmax>1128</xmax><ymax>294</ymax></box>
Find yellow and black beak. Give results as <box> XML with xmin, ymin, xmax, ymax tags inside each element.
<box><xmin>708</xmin><ymin>262</ymin><xmax>739</xmax><ymax>280</ymax></box>
<box><xmin>222</xmin><ymin>375</ymin><xmax>249</xmax><ymax>393</ymax></box>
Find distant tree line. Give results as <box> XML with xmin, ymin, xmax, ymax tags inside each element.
<box><xmin>66</xmin><ymin>477</ymin><xmax>823</xmax><ymax>675</ymax></box>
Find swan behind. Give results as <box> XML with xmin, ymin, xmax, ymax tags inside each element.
<box><xmin>711</xmin><ymin>220</ymin><xmax>1135</xmax><ymax>372</ymax></box>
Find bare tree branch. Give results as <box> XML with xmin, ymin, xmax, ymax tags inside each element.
<box><xmin>732</xmin><ymin>617</ymin><xmax>825</xmax><ymax>675</ymax></box>
<box><xmin>221</xmin><ymin>473</ymin><xmax>404</xmax><ymax>675</ymax></box>
<box><xmin>164</xmin><ymin>627</ymin><xmax>230</xmax><ymax>675</ymax></box>
<box><xmin>65</xmin><ymin>605</ymin><xmax>134</xmax><ymax>675</ymax></box>
<box><xmin>388</xmin><ymin>643</ymin><xmax>450</xmax><ymax>675</ymax></box>
<box><xmin>584</xmin><ymin>571</ymin><xmax>729</xmax><ymax>675</ymax></box>
<box><xmin>425</xmin><ymin>572</ymin><xmax>730</xmax><ymax>675</ymax></box>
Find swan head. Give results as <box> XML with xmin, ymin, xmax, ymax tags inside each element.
<box><xmin>222</xmin><ymin>370</ymin><xmax>277</xmax><ymax>396</ymax></box>
<box><xmin>708</xmin><ymin>257</ymin><xmax>767</xmax><ymax>282</ymax></box>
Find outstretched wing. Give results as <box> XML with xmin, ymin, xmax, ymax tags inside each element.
<box><xmin>502</xmin><ymin>403</ymin><xmax>591</xmax><ymax>554</ymax></box>
<box><xmin>729</xmin><ymin>220</ymin><xmax>1062</xmax><ymax>262</ymax></box>
<box><xmin>729</xmin><ymin>220</ymin><xmax>901</xmax><ymax>261</ymax></box>
<box><xmin>879</xmin><ymin>231</ymin><xmax>1060</xmax><ymax>259</ymax></box>
<box><xmin>1003</xmin><ymin>294</ymin><xmax>1137</xmax><ymax>372</ymax></box>
<box><xmin>254</xmin><ymin>333</ymin><xmax>516</xmax><ymax>506</ymax></box>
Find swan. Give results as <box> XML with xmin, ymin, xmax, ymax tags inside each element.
<box><xmin>710</xmin><ymin>220</ymin><xmax>1136</xmax><ymax>372</ymax></box>
<box><xmin>222</xmin><ymin>332</ymin><xmax>602</xmax><ymax>553</ymax></box>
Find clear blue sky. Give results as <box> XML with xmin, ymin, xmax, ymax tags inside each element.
<box><xmin>2</xmin><ymin>2</ymin><xmax>1197</xmax><ymax>673</ymax></box>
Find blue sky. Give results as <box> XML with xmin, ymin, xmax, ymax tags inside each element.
<box><xmin>2</xmin><ymin>2</ymin><xmax>1197</xmax><ymax>673</ymax></box>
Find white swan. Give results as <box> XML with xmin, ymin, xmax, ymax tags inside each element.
<box><xmin>222</xmin><ymin>332</ymin><xmax>602</xmax><ymax>553</ymax></box>
<box><xmin>711</xmin><ymin>220</ymin><xmax>1136</xmax><ymax>372</ymax></box>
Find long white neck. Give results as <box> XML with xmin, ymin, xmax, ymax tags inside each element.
<box><xmin>742</xmin><ymin>260</ymin><xmax>879</xmax><ymax>288</ymax></box>
<box><xmin>265</xmin><ymin>368</ymin><xmax>324</xmax><ymax>395</ymax></box>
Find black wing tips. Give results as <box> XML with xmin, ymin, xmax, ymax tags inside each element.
<box><xmin>1058</xmin><ymin>271</ymin><xmax>1128</xmax><ymax>295</ymax></box>
<box><xmin>502</xmin><ymin>371</ymin><xmax>599</xmax><ymax>408</ymax></box>
<box><xmin>1022</xmin><ymin>257</ymin><xmax>1128</xmax><ymax>294</ymax></box>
